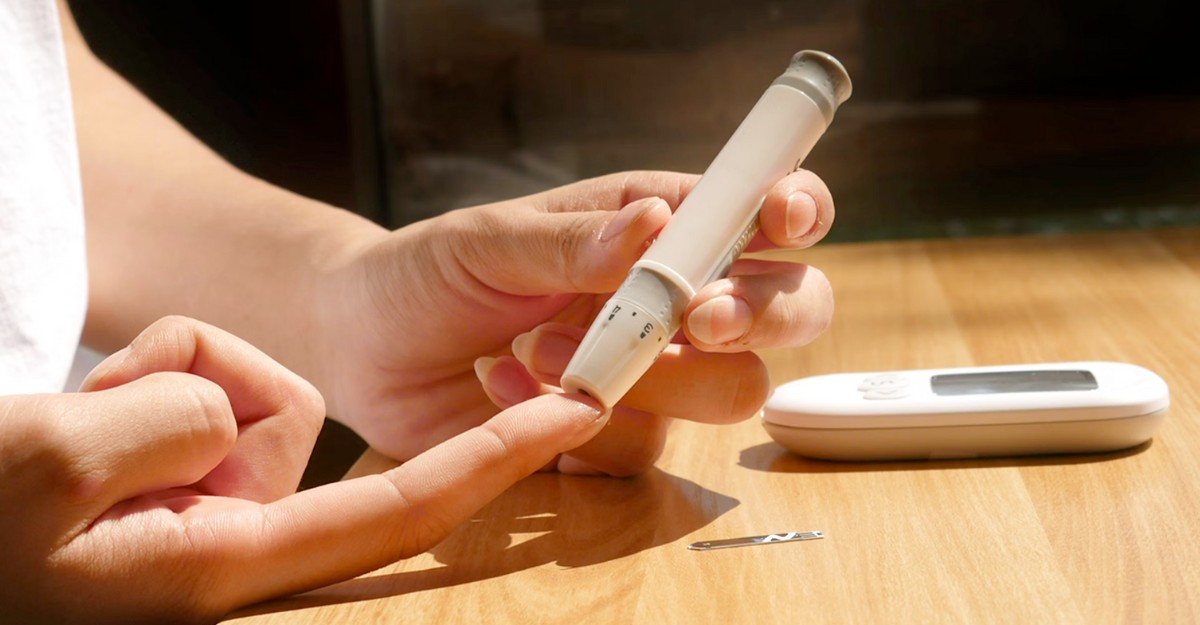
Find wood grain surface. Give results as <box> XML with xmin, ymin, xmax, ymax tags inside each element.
<box><xmin>227</xmin><ymin>227</ymin><xmax>1200</xmax><ymax>624</ymax></box>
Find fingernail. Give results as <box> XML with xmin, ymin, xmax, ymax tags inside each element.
<box><xmin>511</xmin><ymin>328</ymin><xmax>579</xmax><ymax>378</ymax></box>
<box><xmin>557</xmin><ymin>454</ymin><xmax>609</xmax><ymax>476</ymax></box>
<box><xmin>785</xmin><ymin>192</ymin><xmax>819</xmax><ymax>242</ymax></box>
<box><xmin>511</xmin><ymin>333</ymin><xmax>532</xmax><ymax>360</ymax></box>
<box><xmin>78</xmin><ymin>346</ymin><xmax>131</xmax><ymax>391</ymax></box>
<box><xmin>473</xmin><ymin>356</ymin><xmax>497</xmax><ymax>382</ymax></box>
<box><xmin>474</xmin><ymin>356</ymin><xmax>540</xmax><ymax>407</ymax></box>
<box><xmin>558</xmin><ymin>394</ymin><xmax>610</xmax><ymax>449</ymax></box>
<box><xmin>687</xmin><ymin>295</ymin><xmax>753</xmax><ymax>345</ymax></box>
<box><xmin>600</xmin><ymin>196</ymin><xmax>662</xmax><ymax>243</ymax></box>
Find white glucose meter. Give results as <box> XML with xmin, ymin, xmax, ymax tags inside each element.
<box><xmin>762</xmin><ymin>362</ymin><xmax>1169</xmax><ymax>461</ymax></box>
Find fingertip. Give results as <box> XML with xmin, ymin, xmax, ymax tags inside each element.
<box><xmin>784</xmin><ymin>192</ymin><xmax>821</xmax><ymax>242</ymax></box>
<box><xmin>510</xmin><ymin>323</ymin><xmax>584</xmax><ymax>383</ymax></box>
<box><xmin>556</xmin><ymin>454</ymin><xmax>609</xmax><ymax>476</ymax></box>
<box><xmin>560</xmin><ymin>390</ymin><xmax>608</xmax><ymax>420</ymax></box>
<box><xmin>472</xmin><ymin>356</ymin><xmax>496</xmax><ymax>383</ymax></box>
<box><xmin>475</xmin><ymin>355</ymin><xmax>543</xmax><ymax>408</ymax></box>
<box><xmin>685</xmin><ymin>293</ymin><xmax>754</xmax><ymax>348</ymax></box>
<box><xmin>77</xmin><ymin>345</ymin><xmax>130</xmax><ymax>392</ymax></box>
<box><xmin>758</xmin><ymin>170</ymin><xmax>835</xmax><ymax>249</ymax></box>
<box><xmin>553</xmin><ymin>392</ymin><xmax>610</xmax><ymax>449</ymax></box>
<box><xmin>585</xmin><ymin>197</ymin><xmax>671</xmax><ymax>291</ymax></box>
<box><xmin>598</xmin><ymin>196</ymin><xmax>668</xmax><ymax>243</ymax></box>
<box><xmin>78</xmin><ymin>315</ymin><xmax>202</xmax><ymax>392</ymax></box>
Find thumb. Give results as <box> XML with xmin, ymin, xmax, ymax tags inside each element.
<box><xmin>54</xmin><ymin>372</ymin><xmax>237</xmax><ymax>514</ymax></box>
<box><xmin>458</xmin><ymin>196</ymin><xmax>671</xmax><ymax>296</ymax></box>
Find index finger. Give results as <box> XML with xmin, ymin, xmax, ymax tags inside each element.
<box><xmin>530</xmin><ymin>170</ymin><xmax>698</xmax><ymax>215</ymax></box>
<box><xmin>751</xmin><ymin>168</ymin><xmax>836</xmax><ymax>251</ymax></box>
<box><xmin>205</xmin><ymin>393</ymin><xmax>606</xmax><ymax>610</ymax></box>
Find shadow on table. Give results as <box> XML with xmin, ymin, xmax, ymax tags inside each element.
<box><xmin>231</xmin><ymin>468</ymin><xmax>737</xmax><ymax>617</ymax></box>
<box><xmin>738</xmin><ymin>440</ymin><xmax>1153</xmax><ymax>474</ymax></box>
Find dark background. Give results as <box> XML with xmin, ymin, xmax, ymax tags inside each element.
<box><xmin>66</xmin><ymin>1</ymin><xmax>372</xmax><ymax>218</ymax></box>
<box><xmin>66</xmin><ymin>0</ymin><xmax>1200</xmax><ymax>483</ymax></box>
<box><xmin>68</xmin><ymin>1</ymin><xmax>1200</xmax><ymax>233</ymax></box>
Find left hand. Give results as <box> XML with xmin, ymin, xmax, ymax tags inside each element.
<box><xmin>2</xmin><ymin>315</ymin><xmax>613</xmax><ymax>621</ymax></box>
<box><xmin>312</xmin><ymin>170</ymin><xmax>836</xmax><ymax>474</ymax></box>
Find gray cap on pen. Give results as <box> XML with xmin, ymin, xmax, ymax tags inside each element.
<box><xmin>772</xmin><ymin>50</ymin><xmax>853</xmax><ymax>124</ymax></box>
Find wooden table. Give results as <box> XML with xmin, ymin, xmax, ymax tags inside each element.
<box><xmin>228</xmin><ymin>227</ymin><xmax>1200</xmax><ymax>624</ymax></box>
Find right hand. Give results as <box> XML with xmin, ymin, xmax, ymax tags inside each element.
<box><xmin>313</xmin><ymin>170</ymin><xmax>837</xmax><ymax>471</ymax></box>
<box><xmin>0</xmin><ymin>316</ymin><xmax>606</xmax><ymax>624</ymax></box>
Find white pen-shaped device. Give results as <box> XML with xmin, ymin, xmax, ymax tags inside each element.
<box><xmin>560</xmin><ymin>50</ymin><xmax>852</xmax><ymax>409</ymax></box>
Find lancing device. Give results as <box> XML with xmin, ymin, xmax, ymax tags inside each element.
<box><xmin>560</xmin><ymin>50</ymin><xmax>852</xmax><ymax>409</ymax></box>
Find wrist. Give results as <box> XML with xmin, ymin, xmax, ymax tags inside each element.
<box><xmin>278</xmin><ymin>199</ymin><xmax>390</xmax><ymax>413</ymax></box>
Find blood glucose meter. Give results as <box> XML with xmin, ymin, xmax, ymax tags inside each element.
<box><xmin>762</xmin><ymin>361</ymin><xmax>1169</xmax><ymax>460</ymax></box>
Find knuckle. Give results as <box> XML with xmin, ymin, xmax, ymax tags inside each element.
<box><xmin>377</xmin><ymin>476</ymin><xmax>457</xmax><ymax>557</ymax></box>
<box><xmin>438</xmin><ymin>205</ymin><xmax>514</xmax><ymax>271</ymax></box>
<box><xmin>147</xmin><ymin>313</ymin><xmax>198</xmax><ymax>331</ymax></box>
<box><xmin>169</xmin><ymin>373</ymin><xmax>238</xmax><ymax>451</ymax></box>
<box><xmin>559</xmin><ymin>222</ymin><xmax>598</xmax><ymax>292</ymax></box>
<box><xmin>730</xmin><ymin>356</ymin><xmax>772</xmax><ymax>418</ymax></box>
<box><xmin>134</xmin><ymin>315</ymin><xmax>203</xmax><ymax>367</ymax></box>
<box><xmin>142</xmin><ymin>314</ymin><xmax>200</xmax><ymax>345</ymax></box>
<box><xmin>451</xmin><ymin>204</ymin><xmax>510</xmax><ymax>243</ymax></box>
<box><xmin>766</xmin><ymin>264</ymin><xmax>834</xmax><ymax>347</ymax></box>
<box><xmin>19</xmin><ymin>395</ymin><xmax>108</xmax><ymax>503</ymax></box>
<box><xmin>275</xmin><ymin>373</ymin><xmax>327</xmax><ymax>437</ymax></box>
<box><xmin>801</xmin><ymin>266</ymin><xmax>835</xmax><ymax>339</ymax></box>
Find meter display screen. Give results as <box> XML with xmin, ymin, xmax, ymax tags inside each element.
<box><xmin>931</xmin><ymin>370</ymin><xmax>1098</xmax><ymax>396</ymax></box>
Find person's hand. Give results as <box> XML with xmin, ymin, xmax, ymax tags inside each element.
<box><xmin>314</xmin><ymin>170</ymin><xmax>836</xmax><ymax>473</ymax></box>
<box><xmin>0</xmin><ymin>316</ymin><xmax>606</xmax><ymax>623</ymax></box>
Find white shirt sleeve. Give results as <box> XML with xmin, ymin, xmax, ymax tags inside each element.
<box><xmin>0</xmin><ymin>0</ymin><xmax>88</xmax><ymax>395</ymax></box>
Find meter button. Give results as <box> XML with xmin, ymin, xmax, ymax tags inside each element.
<box><xmin>863</xmin><ymin>386</ymin><xmax>911</xmax><ymax>400</ymax></box>
<box><xmin>857</xmin><ymin>374</ymin><xmax>912</xmax><ymax>392</ymax></box>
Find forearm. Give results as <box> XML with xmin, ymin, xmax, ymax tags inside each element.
<box><xmin>62</xmin><ymin>9</ymin><xmax>385</xmax><ymax>391</ymax></box>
